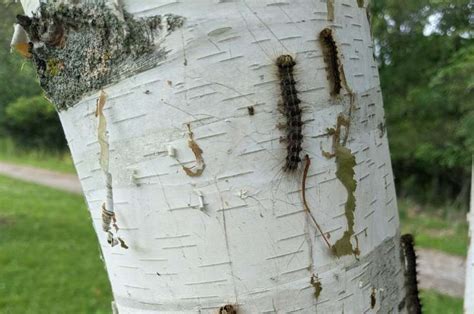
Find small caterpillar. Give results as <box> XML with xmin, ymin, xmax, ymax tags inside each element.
<box><xmin>400</xmin><ymin>234</ymin><xmax>422</xmax><ymax>314</ymax></box>
<box><xmin>276</xmin><ymin>55</ymin><xmax>303</xmax><ymax>171</ymax></box>
<box><xmin>219</xmin><ymin>305</ymin><xmax>237</xmax><ymax>314</ymax></box>
<box><xmin>319</xmin><ymin>28</ymin><xmax>342</xmax><ymax>96</ymax></box>
<box><xmin>247</xmin><ymin>106</ymin><xmax>255</xmax><ymax>116</ymax></box>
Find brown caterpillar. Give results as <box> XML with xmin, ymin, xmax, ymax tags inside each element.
<box><xmin>276</xmin><ymin>55</ymin><xmax>303</xmax><ymax>171</ymax></box>
<box><xmin>319</xmin><ymin>28</ymin><xmax>342</xmax><ymax>96</ymax></box>
<box><xmin>400</xmin><ymin>234</ymin><xmax>422</xmax><ymax>314</ymax></box>
<box><xmin>219</xmin><ymin>305</ymin><xmax>237</xmax><ymax>314</ymax></box>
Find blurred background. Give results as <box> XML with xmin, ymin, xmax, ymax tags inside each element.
<box><xmin>0</xmin><ymin>0</ymin><xmax>472</xmax><ymax>313</ymax></box>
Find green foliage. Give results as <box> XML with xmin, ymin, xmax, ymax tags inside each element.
<box><xmin>4</xmin><ymin>96</ymin><xmax>66</xmax><ymax>150</ymax></box>
<box><xmin>0</xmin><ymin>2</ymin><xmax>41</xmax><ymax>127</ymax></box>
<box><xmin>371</xmin><ymin>0</ymin><xmax>473</xmax><ymax>206</ymax></box>
<box><xmin>0</xmin><ymin>175</ymin><xmax>112</xmax><ymax>313</ymax></box>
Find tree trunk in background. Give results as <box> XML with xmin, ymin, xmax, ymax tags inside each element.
<box><xmin>19</xmin><ymin>0</ymin><xmax>408</xmax><ymax>312</ymax></box>
<box><xmin>466</xmin><ymin>160</ymin><xmax>474</xmax><ymax>313</ymax></box>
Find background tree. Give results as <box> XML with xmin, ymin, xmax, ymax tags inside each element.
<box><xmin>370</xmin><ymin>0</ymin><xmax>473</xmax><ymax>206</ymax></box>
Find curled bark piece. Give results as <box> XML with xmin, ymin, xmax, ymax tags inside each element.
<box><xmin>182</xmin><ymin>124</ymin><xmax>205</xmax><ymax>177</ymax></box>
<box><xmin>102</xmin><ymin>203</ymin><xmax>128</xmax><ymax>249</ymax></box>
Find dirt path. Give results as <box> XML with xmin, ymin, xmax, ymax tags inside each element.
<box><xmin>417</xmin><ymin>248</ymin><xmax>465</xmax><ymax>298</ymax></box>
<box><xmin>0</xmin><ymin>161</ymin><xmax>466</xmax><ymax>298</ymax></box>
<box><xmin>0</xmin><ymin>161</ymin><xmax>82</xmax><ymax>194</ymax></box>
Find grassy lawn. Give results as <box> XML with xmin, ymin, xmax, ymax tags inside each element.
<box><xmin>398</xmin><ymin>198</ymin><xmax>469</xmax><ymax>256</ymax></box>
<box><xmin>0</xmin><ymin>175</ymin><xmax>111</xmax><ymax>313</ymax></box>
<box><xmin>0</xmin><ymin>138</ymin><xmax>76</xmax><ymax>174</ymax></box>
<box><xmin>421</xmin><ymin>290</ymin><xmax>464</xmax><ymax>314</ymax></box>
<box><xmin>0</xmin><ymin>175</ymin><xmax>466</xmax><ymax>313</ymax></box>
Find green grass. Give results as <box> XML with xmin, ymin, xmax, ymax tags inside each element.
<box><xmin>398</xmin><ymin>198</ymin><xmax>469</xmax><ymax>256</ymax></box>
<box><xmin>0</xmin><ymin>175</ymin><xmax>112</xmax><ymax>314</ymax></box>
<box><xmin>0</xmin><ymin>137</ymin><xmax>76</xmax><ymax>174</ymax></box>
<box><xmin>421</xmin><ymin>290</ymin><xmax>464</xmax><ymax>314</ymax></box>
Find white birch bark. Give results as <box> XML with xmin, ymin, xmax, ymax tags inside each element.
<box><xmin>465</xmin><ymin>160</ymin><xmax>474</xmax><ymax>314</ymax></box>
<box><xmin>19</xmin><ymin>0</ymin><xmax>406</xmax><ymax>313</ymax></box>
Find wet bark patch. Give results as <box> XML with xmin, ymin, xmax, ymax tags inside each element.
<box><xmin>323</xmin><ymin>115</ymin><xmax>358</xmax><ymax>257</ymax></box>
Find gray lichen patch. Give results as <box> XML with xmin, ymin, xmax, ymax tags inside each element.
<box><xmin>17</xmin><ymin>1</ymin><xmax>184</xmax><ymax>110</ymax></box>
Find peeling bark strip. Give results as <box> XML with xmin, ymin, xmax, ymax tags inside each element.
<box><xmin>96</xmin><ymin>91</ymin><xmax>109</xmax><ymax>175</ymax></box>
<box><xmin>96</xmin><ymin>91</ymin><xmax>114</xmax><ymax>222</ymax></box>
<box><xmin>401</xmin><ymin>234</ymin><xmax>422</xmax><ymax>314</ymax></box>
<box><xmin>96</xmin><ymin>91</ymin><xmax>113</xmax><ymax>232</ymax></box>
<box><xmin>323</xmin><ymin>116</ymin><xmax>358</xmax><ymax>257</ymax></box>
<box><xmin>319</xmin><ymin>28</ymin><xmax>342</xmax><ymax>97</ymax></box>
<box><xmin>17</xmin><ymin>2</ymin><xmax>184</xmax><ymax>110</ymax></box>
<box><xmin>327</xmin><ymin>0</ymin><xmax>335</xmax><ymax>21</ymax></box>
<box><xmin>96</xmin><ymin>91</ymin><xmax>127</xmax><ymax>249</ymax></box>
<box><xmin>182</xmin><ymin>124</ymin><xmax>205</xmax><ymax>177</ymax></box>
<box><xmin>276</xmin><ymin>55</ymin><xmax>303</xmax><ymax>171</ymax></box>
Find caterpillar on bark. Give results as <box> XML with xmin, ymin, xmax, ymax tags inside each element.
<box><xmin>319</xmin><ymin>28</ymin><xmax>342</xmax><ymax>96</ymax></box>
<box><xmin>400</xmin><ymin>234</ymin><xmax>422</xmax><ymax>314</ymax></box>
<box><xmin>276</xmin><ymin>55</ymin><xmax>303</xmax><ymax>171</ymax></box>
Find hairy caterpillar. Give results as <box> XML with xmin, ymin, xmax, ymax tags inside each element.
<box><xmin>276</xmin><ymin>55</ymin><xmax>303</xmax><ymax>171</ymax></box>
<box><xmin>319</xmin><ymin>28</ymin><xmax>342</xmax><ymax>96</ymax></box>
<box><xmin>400</xmin><ymin>234</ymin><xmax>422</xmax><ymax>314</ymax></box>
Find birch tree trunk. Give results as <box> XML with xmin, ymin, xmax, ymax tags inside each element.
<box><xmin>17</xmin><ymin>0</ymin><xmax>408</xmax><ymax>313</ymax></box>
<box><xmin>465</xmin><ymin>160</ymin><xmax>474</xmax><ymax>313</ymax></box>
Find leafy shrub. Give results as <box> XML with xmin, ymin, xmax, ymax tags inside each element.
<box><xmin>4</xmin><ymin>96</ymin><xmax>66</xmax><ymax>151</ymax></box>
<box><xmin>371</xmin><ymin>0</ymin><xmax>473</xmax><ymax>207</ymax></box>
